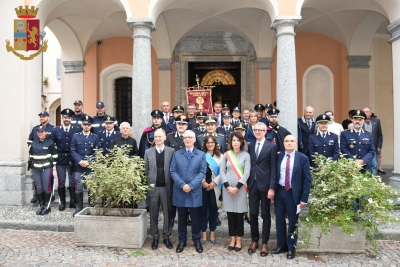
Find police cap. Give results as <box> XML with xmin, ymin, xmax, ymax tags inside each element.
<box><xmin>96</xmin><ymin>102</ymin><xmax>105</xmax><ymax>108</ymax></box>
<box><xmin>265</xmin><ymin>103</ymin><xmax>273</xmax><ymax>109</ymax></box>
<box><xmin>172</xmin><ymin>105</ymin><xmax>184</xmax><ymax>113</ymax></box>
<box><xmin>81</xmin><ymin>115</ymin><xmax>93</xmax><ymax>124</ymax></box>
<box><xmin>254</xmin><ymin>104</ymin><xmax>265</xmax><ymax>111</ymax></box>
<box><xmin>196</xmin><ymin>111</ymin><xmax>207</xmax><ymax>118</ymax></box>
<box><xmin>175</xmin><ymin>115</ymin><xmax>189</xmax><ymax>124</ymax></box>
<box><xmin>222</xmin><ymin>112</ymin><xmax>232</xmax><ymax>118</ymax></box>
<box><xmin>38</xmin><ymin>111</ymin><xmax>49</xmax><ymax>116</ymax></box>
<box><xmin>104</xmin><ymin>116</ymin><xmax>115</xmax><ymax>123</ymax></box>
<box><xmin>232</xmin><ymin>107</ymin><xmax>241</xmax><ymax>112</ymax></box>
<box><xmin>233</xmin><ymin>123</ymin><xmax>246</xmax><ymax>131</ymax></box>
<box><xmin>316</xmin><ymin>114</ymin><xmax>330</xmax><ymax>123</ymax></box>
<box><xmin>151</xmin><ymin>110</ymin><xmax>163</xmax><ymax>118</ymax></box>
<box><xmin>205</xmin><ymin>115</ymin><xmax>217</xmax><ymax>124</ymax></box>
<box><xmin>351</xmin><ymin>109</ymin><xmax>366</xmax><ymax>119</ymax></box>
<box><xmin>60</xmin><ymin>108</ymin><xmax>73</xmax><ymax>117</ymax></box>
<box><xmin>36</xmin><ymin>125</ymin><xmax>47</xmax><ymax>132</ymax></box>
<box><xmin>222</xmin><ymin>103</ymin><xmax>230</xmax><ymax>110</ymax></box>
<box><xmin>73</xmin><ymin>100</ymin><xmax>83</xmax><ymax>105</ymax></box>
<box><xmin>267</xmin><ymin>108</ymin><xmax>280</xmax><ymax>117</ymax></box>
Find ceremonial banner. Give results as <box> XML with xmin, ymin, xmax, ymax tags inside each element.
<box><xmin>186</xmin><ymin>86</ymin><xmax>213</xmax><ymax>114</ymax></box>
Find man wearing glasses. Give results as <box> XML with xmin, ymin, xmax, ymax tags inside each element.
<box><xmin>186</xmin><ymin>103</ymin><xmax>197</xmax><ymax>129</ymax></box>
<box><xmin>170</xmin><ymin>130</ymin><xmax>207</xmax><ymax>253</ymax></box>
<box><xmin>247</xmin><ymin>122</ymin><xmax>278</xmax><ymax>257</ymax></box>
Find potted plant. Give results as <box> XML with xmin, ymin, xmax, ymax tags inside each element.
<box><xmin>297</xmin><ymin>154</ymin><xmax>399</xmax><ymax>253</ymax></box>
<box><xmin>43</xmin><ymin>77</ymin><xmax>48</xmax><ymax>85</ymax></box>
<box><xmin>74</xmin><ymin>145</ymin><xmax>152</xmax><ymax>248</ymax></box>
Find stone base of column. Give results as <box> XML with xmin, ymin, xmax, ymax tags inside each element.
<box><xmin>389</xmin><ymin>173</ymin><xmax>400</xmax><ymax>205</ymax></box>
<box><xmin>0</xmin><ymin>160</ymin><xmax>26</xmax><ymax>205</ymax></box>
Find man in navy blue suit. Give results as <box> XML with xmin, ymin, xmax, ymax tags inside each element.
<box><xmin>271</xmin><ymin>135</ymin><xmax>311</xmax><ymax>259</ymax></box>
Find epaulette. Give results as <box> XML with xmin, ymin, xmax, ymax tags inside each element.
<box><xmin>59</xmin><ymin>126</ymin><xmax>63</xmax><ymax>129</ymax></box>
<box><xmin>143</xmin><ymin>126</ymin><xmax>153</xmax><ymax>133</ymax></box>
<box><xmin>217</xmin><ymin>133</ymin><xmax>224</xmax><ymax>137</ymax></box>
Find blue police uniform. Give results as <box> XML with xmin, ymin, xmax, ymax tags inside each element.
<box><xmin>97</xmin><ymin>130</ymin><xmax>122</xmax><ymax>155</ymax></box>
<box><xmin>91</xmin><ymin>114</ymin><xmax>119</xmax><ymax>133</ymax></box>
<box><xmin>309</xmin><ymin>131</ymin><xmax>340</xmax><ymax>166</ymax></box>
<box><xmin>216</xmin><ymin>124</ymin><xmax>234</xmax><ymax>150</ymax></box>
<box><xmin>196</xmin><ymin>132</ymin><xmax>226</xmax><ymax>153</ymax></box>
<box><xmin>230</xmin><ymin>119</ymin><xmax>244</xmax><ymax>126</ymax></box>
<box><xmin>193</xmin><ymin>126</ymin><xmax>207</xmax><ymax>137</ymax></box>
<box><xmin>51</xmin><ymin>124</ymin><xmax>81</xmax><ymax>210</ymax></box>
<box><xmin>71</xmin><ymin>113</ymin><xmax>86</xmax><ymax>128</ymax></box>
<box><xmin>27</xmin><ymin>123</ymin><xmax>54</xmax><ymax>146</ymax></box>
<box><xmin>340</xmin><ymin>129</ymin><xmax>375</xmax><ymax>168</ymax></box>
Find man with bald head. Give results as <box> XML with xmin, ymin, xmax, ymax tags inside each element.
<box><xmin>271</xmin><ymin>135</ymin><xmax>311</xmax><ymax>260</ymax></box>
<box><xmin>297</xmin><ymin>106</ymin><xmax>316</xmax><ymax>156</ymax></box>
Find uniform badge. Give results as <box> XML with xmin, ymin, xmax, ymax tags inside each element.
<box><xmin>350</xmin><ymin>144</ymin><xmax>354</xmax><ymax>148</ymax></box>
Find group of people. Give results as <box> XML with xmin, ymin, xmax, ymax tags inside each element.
<box><xmin>27</xmin><ymin>98</ymin><xmax>382</xmax><ymax>259</ymax></box>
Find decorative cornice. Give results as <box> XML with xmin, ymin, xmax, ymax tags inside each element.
<box><xmin>126</xmin><ymin>19</ymin><xmax>155</xmax><ymax>40</ymax></box>
<box><xmin>257</xmin><ymin>57</ymin><xmax>273</xmax><ymax>70</ymax></box>
<box><xmin>272</xmin><ymin>17</ymin><xmax>301</xmax><ymax>38</ymax></box>
<box><xmin>387</xmin><ymin>18</ymin><xmax>400</xmax><ymax>43</ymax></box>
<box><xmin>63</xmin><ymin>60</ymin><xmax>84</xmax><ymax>73</ymax></box>
<box><xmin>157</xmin><ymin>58</ymin><xmax>172</xmax><ymax>71</ymax></box>
<box><xmin>347</xmin><ymin>56</ymin><xmax>371</xmax><ymax>69</ymax></box>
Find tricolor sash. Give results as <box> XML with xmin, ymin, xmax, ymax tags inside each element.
<box><xmin>206</xmin><ymin>152</ymin><xmax>220</xmax><ymax>176</ymax></box>
<box><xmin>225</xmin><ymin>150</ymin><xmax>248</xmax><ymax>192</ymax></box>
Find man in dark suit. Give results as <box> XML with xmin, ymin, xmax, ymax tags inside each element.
<box><xmin>247</xmin><ymin>122</ymin><xmax>278</xmax><ymax>257</ymax></box>
<box><xmin>362</xmin><ymin>107</ymin><xmax>383</xmax><ymax>174</ymax></box>
<box><xmin>271</xmin><ymin>135</ymin><xmax>311</xmax><ymax>259</ymax></box>
<box><xmin>144</xmin><ymin>128</ymin><xmax>175</xmax><ymax>250</ymax></box>
<box><xmin>170</xmin><ymin>130</ymin><xmax>207</xmax><ymax>254</ymax></box>
<box><xmin>341</xmin><ymin>109</ymin><xmax>375</xmax><ymax>173</ymax></box>
<box><xmin>297</xmin><ymin>106</ymin><xmax>316</xmax><ymax>156</ymax></box>
<box><xmin>308</xmin><ymin>114</ymin><xmax>340</xmax><ymax>167</ymax></box>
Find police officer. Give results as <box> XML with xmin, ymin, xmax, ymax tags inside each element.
<box><xmin>165</xmin><ymin>115</ymin><xmax>188</xmax><ymax>151</ymax></box>
<box><xmin>29</xmin><ymin>126</ymin><xmax>58</xmax><ymax>215</ymax></box>
<box><xmin>70</xmin><ymin>116</ymin><xmax>101</xmax><ymax>216</ymax></box>
<box><xmin>233</xmin><ymin>123</ymin><xmax>249</xmax><ymax>152</ymax></box>
<box><xmin>91</xmin><ymin>102</ymin><xmax>119</xmax><ymax>133</ymax></box>
<box><xmin>139</xmin><ymin>110</ymin><xmax>165</xmax><ymax>158</ymax></box>
<box><xmin>71</xmin><ymin>100</ymin><xmax>86</xmax><ymax>127</ymax></box>
<box><xmin>231</xmin><ymin>107</ymin><xmax>244</xmax><ymax>125</ymax></box>
<box><xmin>50</xmin><ymin>108</ymin><xmax>81</xmax><ymax>211</ymax></box>
<box><xmin>97</xmin><ymin>116</ymin><xmax>122</xmax><ymax>155</ymax></box>
<box><xmin>196</xmin><ymin>115</ymin><xmax>226</xmax><ymax>153</ymax></box>
<box><xmin>27</xmin><ymin>111</ymin><xmax>55</xmax><ymax>203</ymax></box>
<box><xmin>308</xmin><ymin>114</ymin><xmax>340</xmax><ymax>167</ymax></box>
<box><xmin>222</xmin><ymin>103</ymin><xmax>231</xmax><ymax>113</ymax></box>
<box><xmin>216</xmin><ymin>112</ymin><xmax>234</xmax><ymax>149</ymax></box>
<box><xmin>267</xmin><ymin>109</ymin><xmax>291</xmax><ymax>152</ymax></box>
<box><xmin>166</xmin><ymin>105</ymin><xmax>185</xmax><ymax>134</ymax></box>
<box><xmin>254</xmin><ymin>104</ymin><xmax>269</xmax><ymax>125</ymax></box>
<box><xmin>193</xmin><ymin>111</ymin><xmax>207</xmax><ymax>137</ymax></box>
<box><xmin>340</xmin><ymin>109</ymin><xmax>375</xmax><ymax>172</ymax></box>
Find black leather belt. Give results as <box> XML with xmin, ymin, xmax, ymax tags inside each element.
<box><xmin>59</xmin><ymin>153</ymin><xmax>71</xmax><ymax>157</ymax></box>
<box><xmin>279</xmin><ymin>185</ymin><xmax>291</xmax><ymax>190</ymax></box>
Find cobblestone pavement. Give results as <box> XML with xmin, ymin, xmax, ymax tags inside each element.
<box><xmin>0</xmin><ymin>230</ymin><xmax>400</xmax><ymax>266</ymax></box>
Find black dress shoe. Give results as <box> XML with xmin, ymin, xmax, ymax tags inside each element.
<box><xmin>163</xmin><ymin>239</ymin><xmax>173</xmax><ymax>249</ymax></box>
<box><xmin>287</xmin><ymin>249</ymin><xmax>295</xmax><ymax>259</ymax></box>
<box><xmin>270</xmin><ymin>247</ymin><xmax>288</xmax><ymax>254</ymax></box>
<box><xmin>151</xmin><ymin>239</ymin><xmax>159</xmax><ymax>250</ymax></box>
<box><xmin>176</xmin><ymin>242</ymin><xmax>186</xmax><ymax>253</ymax></box>
<box><xmin>234</xmin><ymin>246</ymin><xmax>242</xmax><ymax>252</ymax></box>
<box><xmin>186</xmin><ymin>218</ymin><xmax>191</xmax><ymax>226</ymax></box>
<box><xmin>228</xmin><ymin>246</ymin><xmax>234</xmax><ymax>251</ymax></box>
<box><xmin>194</xmin><ymin>242</ymin><xmax>203</xmax><ymax>253</ymax></box>
<box><xmin>216</xmin><ymin>217</ymin><xmax>221</xmax><ymax>226</ymax></box>
<box><xmin>378</xmin><ymin>169</ymin><xmax>386</xmax><ymax>175</ymax></box>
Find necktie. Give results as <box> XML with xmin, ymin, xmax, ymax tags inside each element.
<box><xmin>255</xmin><ymin>142</ymin><xmax>261</xmax><ymax>159</ymax></box>
<box><xmin>179</xmin><ymin>135</ymin><xmax>183</xmax><ymax>139</ymax></box>
<box><xmin>158</xmin><ymin>149</ymin><xmax>162</xmax><ymax>154</ymax></box>
<box><xmin>307</xmin><ymin>120</ymin><xmax>311</xmax><ymax>130</ymax></box>
<box><xmin>85</xmin><ymin>135</ymin><xmax>88</xmax><ymax>138</ymax></box>
<box><xmin>201</xmin><ymin>128</ymin><xmax>205</xmax><ymax>132</ymax></box>
<box><xmin>225</xmin><ymin>127</ymin><xmax>229</xmax><ymax>131</ymax></box>
<box><xmin>322</xmin><ymin>133</ymin><xmax>325</xmax><ymax>138</ymax></box>
<box><xmin>358</xmin><ymin>131</ymin><xmax>360</xmax><ymax>136</ymax></box>
<box><xmin>165</xmin><ymin>115</ymin><xmax>169</xmax><ymax>123</ymax></box>
<box><xmin>187</xmin><ymin>150</ymin><xmax>192</xmax><ymax>157</ymax></box>
<box><xmin>107</xmin><ymin>132</ymin><xmax>111</xmax><ymax>138</ymax></box>
<box><xmin>65</xmin><ymin>128</ymin><xmax>68</xmax><ymax>133</ymax></box>
<box><xmin>285</xmin><ymin>154</ymin><xmax>291</xmax><ymax>191</ymax></box>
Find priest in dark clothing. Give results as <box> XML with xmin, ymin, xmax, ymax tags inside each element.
<box><xmin>267</xmin><ymin>109</ymin><xmax>291</xmax><ymax>152</ymax></box>
<box><xmin>110</xmin><ymin>122</ymin><xmax>139</xmax><ymax>157</ymax></box>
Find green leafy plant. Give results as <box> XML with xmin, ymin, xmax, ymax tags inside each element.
<box><xmin>83</xmin><ymin>145</ymin><xmax>151</xmax><ymax>216</ymax></box>
<box><xmin>43</xmin><ymin>77</ymin><xmax>48</xmax><ymax>83</ymax></box>
<box><xmin>299</xmin><ymin>154</ymin><xmax>399</xmax><ymax>251</ymax></box>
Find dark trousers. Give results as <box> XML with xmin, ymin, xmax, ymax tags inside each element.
<box><xmin>199</xmin><ymin>189</ymin><xmax>218</xmax><ymax>232</ymax></box>
<box><xmin>177</xmin><ymin>207</ymin><xmax>200</xmax><ymax>243</ymax></box>
<box><xmin>149</xmin><ymin>187</ymin><xmax>172</xmax><ymax>239</ymax></box>
<box><xmin>227</xmin><ymin>212</ymin><xmax>244</xmax><ymax>237</ymax></box>
<box><xmin>32</xmin><ymin>168</ymin><xmax>53</xmax><ymax>194</ymax></box>
<box><xmin>275</xmin><ymin>186</ymin><xmax>299</xmax><ymax>250</ymax></box>
<box><xmin>249</xmin><ymin>180</ymin><xmax>271</xmax><ymax>244</ymax></box>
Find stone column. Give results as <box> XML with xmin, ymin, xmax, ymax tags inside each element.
<box><xmin>272</xmin><ymin>17</ymin><xmax>301</xmax><ymax>138</ymax></box>
<box><xmin>127</xmin><ymin>19</ymin><xmax>155</xmax><ymax>142</ymax></box>
<box><xmin>62</xmin><ymin>60</ymin><xmax>84</xmax><ymax>109</ymax></box>
<box><xmin>347</xmin><ymin>56</ymin><xmax>371</xmax><ymax>109</ymax></box>
<box><xmin>257</xmin><ymin>57</ymin><xmax>273</xmax><ymax>103</ymax></box>
<box><xmin>157</xmin><ymin>58</ymin><xmax>172</xmax><ymax>104</ymax></box>
<box><xmin>388</xmin><ymin>19</ymin><xmax>400</xmax><ymax>188</ymax></box>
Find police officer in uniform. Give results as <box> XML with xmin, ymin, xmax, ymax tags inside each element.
<box><xmin>196</xmin><ymin>115</ymin><xmax>226</xmax><ymax>153</ymax></box>
<box><xmin>193</xmin><ymin>111</ymin><xmax>207</xmax><ymax>137</ymax></box>
<box><xmin>340</xmin><ymin>109</ymin><xmax>375</xmax><ymax>173</ymax></box>
<box><xmin>231</xmin><ymin>107</ymin><xmax>244</xmax><ymax>125</ymax></box>
<box><xmin>97</xmin><ymin>116</ymin><xmax>121</xmax><ymax>155</ymax></box>
<box><xmin>222</xmin><ymin>103</ymin><xmax>231</xmax><ymax>113</ymax></box>
<box><xmin>165</xmin><ymin>115</ymin><xmax>188</xmax><ymax>151</ymax></box>
<box><xmin>91</xmin><ymin>102</ymin><xmax>119</xmax><ymax>133</ymax></box>
<box><xmin>29</xmin><ymin>126</ymin><xmax>58</xmax><ymax>215</ymax></box>
<box><xmin>139</xmin><ymin>110</ymin><xmax>165</xmax><ymax>158</ymax></box>
<box><xmin>308</xmin><ymin>114</ymin><xmax>340</xmax><ymax>167</ymax></box>
<box><xmin>216</xmin><ymin>112</ymin><xmax>234</xmax><ymax>149</ymax></box>
<box><xmin>27</xmin><ymin>111</ymin><xmax>55</xmax><ymax>203</ymax></box>
<box><xmin>267</xmin><ymin>109</ymin><xmax>291</xmax><ymax>152</ymax></box>
<box><xmin>166</xmin><ymin>105</ymin><xmax>185</xmax><ymax>134</ymax></box>
<box><xmin>70</xmin><ymin>116</ymin><xmax>101</xmax><ymax>216</ymax></box>
<box><xmin>254</xmin><ymin>104</ymin><xmax>269</xmax><ymax>125</ymax></box>
<box><xmin>71</xmin><ymin>100</ymin><xmax>86</xmax><ymax>127</ymax></box>
<box><xmin>50</xmin><ymin>108</ymin><xmax>81</xmax><ymax>211</ymax></box>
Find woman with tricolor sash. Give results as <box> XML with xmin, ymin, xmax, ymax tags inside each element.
<box><xmin>199</xmin><ymin>135</ymin><xmax>222</xmax><ymax>245</ymax></box>
<box><xmin>220</xmin><ymin>132</ymin><xmax>250</xmax><ymax>252</ymax></box>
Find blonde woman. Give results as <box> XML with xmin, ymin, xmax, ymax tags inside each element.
<box><xmin>245</xmin><ymin>111</ymin><xmax>259</xmax><ymax>142</ymax></box>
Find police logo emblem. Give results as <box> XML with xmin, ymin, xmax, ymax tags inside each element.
<box><xmin>155</xmin><ymin>110</ymin><xmax>158</xmax><ymax>114</ymax></box>
<box><xmin>357</xmin><ymin>110</ymin><xmax>360</xmax><ymax>115</ymax></box>
<box><xmin>350</xmin><ymin>144</ymin><xmax>354</xmax><ymax>148</ymax></box>
<box><xmin>107</xmin><ymin>116</ymin><xmax>110</xmax><ymax>120</ymax></box>
<box><xmin>273</xmin><ymin>109</ymin><xmax>275</xmax><ymax>113</ymax></box>
<box><xmin>86</xmin><ymin>115</ymin><xmax>88</xmax><ymax>120</ymax></box>
<box><xmin>67</xmin><ymin>109</ymin><xmax>69</xmax><ymax>113</ymax></box>
<box><xmin>323</xmin><ymin>115</ymin><xmax>326</xmax><ymax>119</ymax></box>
